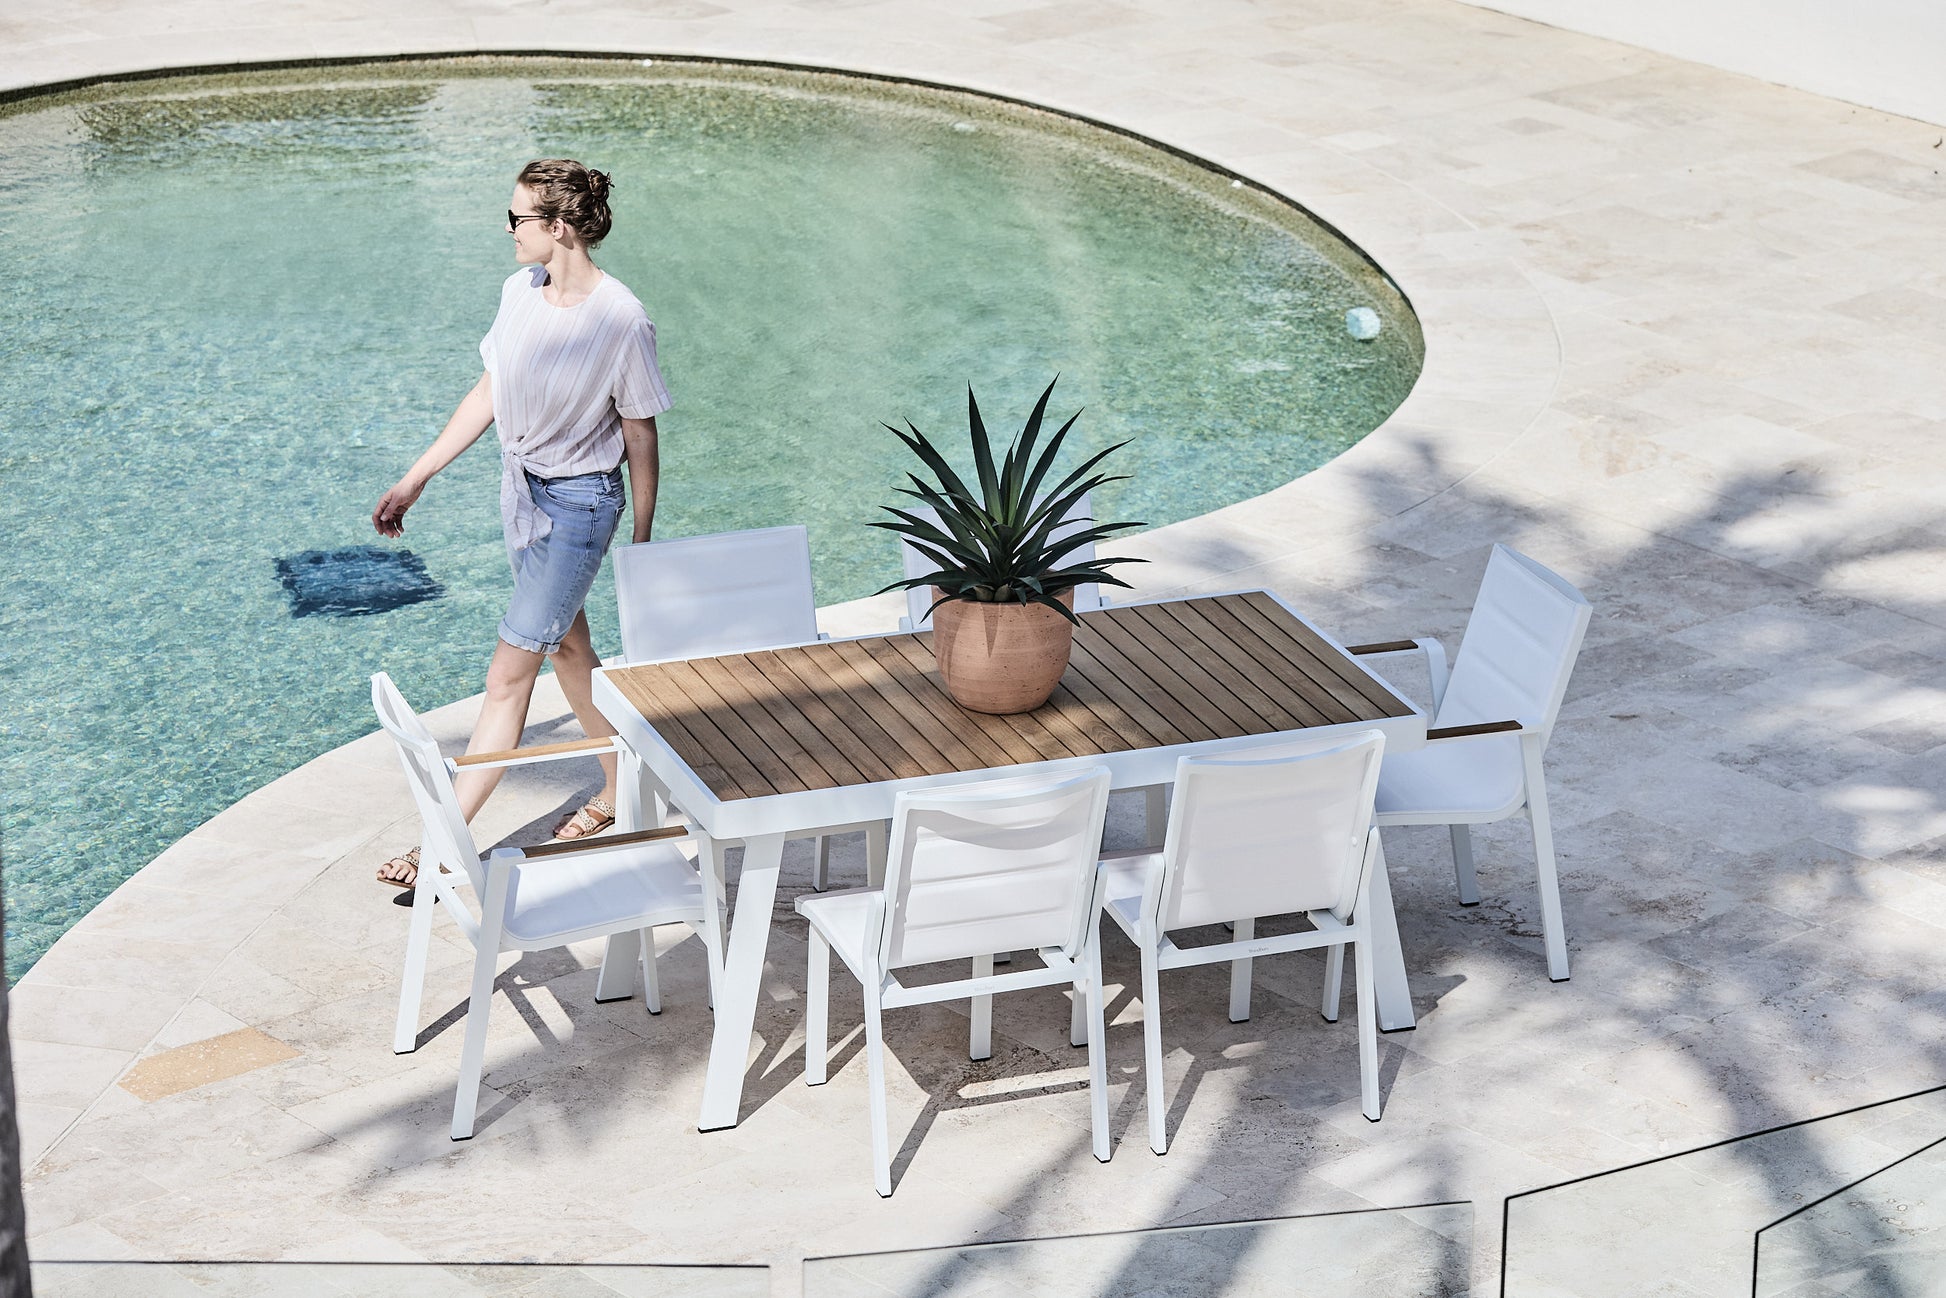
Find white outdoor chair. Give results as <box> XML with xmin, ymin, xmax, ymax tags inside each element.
<box><xmin>373</xmin><ymin>672</ymin><xmax>723</xmax><ymax>1140</ymax></box>
<box><xmin>1349</xmin><ymin>544</ymin><xmax>1593</xmax><ymax>982</ymax></box>
<box><xmin>1096</xmin><ymin>730</ymin><xmax>1392</xmax><ymax>1154</ymax></box>
<box><xmin>895</xmin><ymin>490</ymin><xmax>1107</xmax><ymax>632</ymax></box>
<box><xmin>796</xmin><ymin>767</ymin><xmax>1116</xmax><ymax>1196</ymax></box>
<box><xmin>614</xmin><ymin>524</ymin><xmax>823</xmax><ymax>664</ymax></box>
<box><xmin>613</xmin><ymin>524</ymin><xmax>879</xmax><ymax>890</ymax></box>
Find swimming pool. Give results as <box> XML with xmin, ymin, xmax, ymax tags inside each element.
<box><xmin>0</xmin><ymin>57</ymin><xmax>1422</xmax><ymax>976</ymax></box>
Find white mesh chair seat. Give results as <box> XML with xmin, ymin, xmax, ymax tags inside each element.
<box><xmin>500</xmin><ymin>844</ymin><xmax>705</xmax><ymax>948</ymax></box>
<box><xmin>1359</xmin><ymin>545</ymin><xmax>1592</xmax><ymax>981</ymax></box>
<box><xmin>372</xmin><ymin>672</ymin><xmax>723</xmax><ymax>1140</ymax></box>
<box><xmin>1375</xmin><ymin>733</ymin><xmax>1524</xmax><ymax>822</ymax></box>
<box><xmin>796</xmin><ymin>767</ymin><xmax>1115</xmax><ymax>1196</ymax></box>
<box><xmin>1095</xmin><ymin>730</ymin><xmax>1393</xmax><ymax>1155</ymax></box>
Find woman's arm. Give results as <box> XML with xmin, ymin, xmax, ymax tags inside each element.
<box><xmin>372</xmin><ymin>371</ymin><xmax>495</xmax><ymax>537</ymax></box>
<box><xmin>621</xmin><ymin>415</ymin><xmax>659</xmax><ymax>545</ymax></box>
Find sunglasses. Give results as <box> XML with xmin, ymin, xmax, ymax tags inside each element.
<box><xmin>508</xmin><ymin>210</ymin><xmax>551</xmax><ymax>231</ymax></box>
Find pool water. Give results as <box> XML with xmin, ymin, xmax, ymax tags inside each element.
<box><xmin>0</xmin><ymin>58</ymin><xmax>1422</xmax><ymax>977</ymax></box>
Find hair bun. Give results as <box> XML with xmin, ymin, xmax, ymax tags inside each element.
<box><xmin>586</xmin><ymin>168</ymin><xmax>610</xmax><ymax>199</ymax></box>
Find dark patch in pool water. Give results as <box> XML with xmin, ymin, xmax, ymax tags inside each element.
<box><xmin>275</xmin><ymin>546</ymin><xmax>445</xmax><ymax>617</ymax></box>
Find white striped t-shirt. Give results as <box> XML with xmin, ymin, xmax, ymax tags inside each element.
<box><xmin>480</xmin><ymin>266</ymin><xmax>672</xmax><ymax>549</ymax></box>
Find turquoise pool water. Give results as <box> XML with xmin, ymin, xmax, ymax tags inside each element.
<box><xmin>0</xmin><ymin>59</ymin><xmax>1422</xmax><ymax>977</ymax></box>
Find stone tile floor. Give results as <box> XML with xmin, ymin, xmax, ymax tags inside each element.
<box><xmin>6</xmin><ymin>2</ymin><xmax>1946</xmax><ymax>1295</ymax></box>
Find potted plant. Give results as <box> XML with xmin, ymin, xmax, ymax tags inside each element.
<box><xmin>873</xmin><ymin>377</ymin><xmax>1146</xmax><ymax>714</ymax></box>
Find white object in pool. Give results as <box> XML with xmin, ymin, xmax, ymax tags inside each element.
<box><xmin>953</xmin><ymin>122</ymin><xmax>976</xmax><ymax>133</ymax></box>
<box><xmin>1346</xmin><ymin>307</ymin><xmax>1382</xmax><ymax>341</ymax></box>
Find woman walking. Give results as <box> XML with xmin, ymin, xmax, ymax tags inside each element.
<box><xmin>371</xmin><ymin>159</ymin><xmax>667</xmax><ymax>888</ymax></box>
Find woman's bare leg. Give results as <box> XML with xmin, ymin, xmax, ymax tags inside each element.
<box><xmin>378</xmin><ymin>637</ymin><xmax>545</xmax><ymax>885</ymax></box>
<box><xmin>550</xmin><ymin>610</ymin><xmax>620</xmax><ymax>834</ymax></box>
<box><xmin>453</xmin><ymin>637</ymin><xmax>549</xmax><ymax>822</ymax></box>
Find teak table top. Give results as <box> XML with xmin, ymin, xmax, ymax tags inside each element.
<box><xmin>602</xmin><ymin>592</ymin><xmax>1415</xmax><ymax>803</ymax></box>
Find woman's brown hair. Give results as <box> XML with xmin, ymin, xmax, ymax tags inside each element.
<box><xmin>515</xmin><ymin>158</ymin><xmax>614</xmax><ymax>246</ymax></box>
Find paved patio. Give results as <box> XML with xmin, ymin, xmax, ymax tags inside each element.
<box><xmin>7</xmin><ymin>1</ymin><xmax>1946</xmax><ymax>1294</ymax></box>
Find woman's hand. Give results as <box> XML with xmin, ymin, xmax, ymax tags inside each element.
<box><xmin>372</xmin><ymin>372</ymin><xmax>496</xmax><ymax>539</ymax></box>
<box><xmin>373</xmin><ymin>478</ymin><xmax>424</xmax><ymax>537</ymax></box>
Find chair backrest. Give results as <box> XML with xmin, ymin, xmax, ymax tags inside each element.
<box><xmin>1436</xmin><ymin>545</ymin><xmax>1593</xmax><ymax>739</ymax></box>
<box><xmin>1156</xmin><ymin>730</ymin><xmax>1386</xmax><ymax>931</ymax></box>
<box><xmin>900</xmin><ymin>491</ymin><xmax>1103</xmax><ymax>631</ymax></box>
<box><xmin>877</xmin><ymin>767</ymin><xmax>1113</xmax><ymax>970</ymax></box>
<box><xmin>614</xmin><ymin>525</ymin><xmax>820</xmax><ymax>663</ymax></box>
<box><xmin>370</xmin><ymin>672</ymin><xmax>481</xmax><ymax>891</ymax></box>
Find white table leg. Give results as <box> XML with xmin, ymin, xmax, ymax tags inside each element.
<box><xmin>1366</xmin><ymin>835</ymin><xmax>1416</xmax><ymax>1032</ymax></box>
<box><xmin>698</xmin><ymin>831</ymin><xmax>787</xmax><ymax>1131</ymax></box>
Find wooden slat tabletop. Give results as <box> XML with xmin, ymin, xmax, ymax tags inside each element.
<box><xmin>604</xmin><ymin>594</ymin><xmax>1415</xmax><ymax>802</ymax></box>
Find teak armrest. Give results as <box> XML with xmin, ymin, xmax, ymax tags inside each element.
<box><xmin>452</xmin><ymin>736</ymin><xmax>618</xmax><ymax>768</ymax></box>
<box><xmin>514</xmin><ymin>824</ymin><xmax>693</xmax><ymax>860</ymax></box>
<box><xmin>1424</xmin><ymin>720</ymin><xmax>1524</xmax><ymax>741</ymax></box>
<box><xmin>1346</xmin><ymin>640</ymin><xmax>1419</xmax><ymax>656</ymax></box>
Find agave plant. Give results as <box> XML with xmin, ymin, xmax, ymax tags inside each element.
<box><xmin>872</xmin><ymin>377</ymin><xmax>1146</xmax><ymax>625</ymax></box>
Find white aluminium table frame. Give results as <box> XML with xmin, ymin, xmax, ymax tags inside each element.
<box><xmin>591</xmin><ymin>589</ymin><xmax>1427</xmax><ymax>1132</ymax></box>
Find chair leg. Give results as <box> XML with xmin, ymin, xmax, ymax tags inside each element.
<box><xmin>639</xmin><ymin>927</ymin><xmax>661</xmax><ymax>1015</ymax></box>
<box><xmin>1139</xmin><ymin>938</ymin><xmax>1168</xmax><ymax>1155</ymax></box>
<box><xmin>595</xmin><ymin>931</ymin><xmax>642</xmax><ymax>1003</ymax></box>
<box><xmin>1229</xmin><ymin>918</ymin><xmax>1254</xmax><ymax>1022</ymax></box>
<box><xmin>1070</xmin><ymin>977</ymin><xmax>1088</xmax><ymax>1047</ymax></box>
<box><xmin>863</xmin><ymin>982</ymin><xmax>893</xmax><ymax>1197</ymax></box>
<box><xmin>392</xmin><ymin>853</ymin><xmax>438</xmax><ymax>1054</ymax></box>
<box><xmin>1322</xmin><ymin>945</ymin><xmax>1344</xmax><ymax>1023</ymax></box>
<box><xmin>1353</xmin><ymin>936</ymin><xmax>1381</xmax><ymax>1122</ymax></box>
<box><xmin>811</xmin><ymin>834</ymin><xmax>831</xmax><ymax>892</ymax></box>
<box><xmin>616</xmin><ymin>750</ymin><xmax>644</xmax><ymax>830</ymax></box>
<box><xmin>1083</xmin><ymin>938</ymin><xmax>1111</xmax><ymax>1163</ymax></box>
<box><xmin>805</xmin><ymin>927</ymin><xmax>830</xmax><ymax>1086</ymax></box>
<box><xmin>1451</xmin><ymin>825</ymin><xmax>1481</xmax><ymax>906</ymax></box>
<box><xmin>452</xmin><ymin>875</ymin><xmax>509</xmax><ymax>1141</ymax></box>
<box><xmin>1523</xmin><ymin>748</ymin><xmax>1570</xmax><ymax>981</ymax></box>
<box><xmin>970</xmin><ymin>954</ymin><xmax>993</xmax><ymax>1061</ymax></box>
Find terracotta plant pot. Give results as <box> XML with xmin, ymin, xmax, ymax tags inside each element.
<box><xmin>930</xmin><ymin>588</ymin><xmax>1076</xmax><ymax>715</ymax></box>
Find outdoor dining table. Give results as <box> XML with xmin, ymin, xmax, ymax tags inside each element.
<box><xmin>590</xmin><ymin>588</ymin><xmax>1428</xmax><ymax>1131</ymax></box>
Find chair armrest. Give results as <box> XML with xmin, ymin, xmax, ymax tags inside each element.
<box><xmin>450</xmin><ymin>736</ymin><xmax>620</xmax><ymax>771</ymax></box>
<box><xmin>497</xmin><ymin>823</ymin><xmax>695</xmax><ymax>862</ymax></box>
<box><xmin>1346</xmin><ymin>636</ymin><xmax>1449</xmax><ymax>712</ymax></box>
<box><xmin>1424</xmin><ymin>719</ymin><xmax>1527</xmax><ymax>741</ymax></box>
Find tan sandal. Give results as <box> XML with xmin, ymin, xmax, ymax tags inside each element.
<box><xmin>377</xmin><ymin>846</ymin><xmax>420</xmax><ymax>890</ymax></box>
<box><xmin>553</xmin><ymin>796</ymin><xmax>616</xmax><ymax>841</ymax></box>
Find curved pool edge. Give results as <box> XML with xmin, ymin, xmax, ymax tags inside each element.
<box><xmin>6</xmin><ymin>37</ymin><xmax>1554</xmax><ymax>1172</ymax></box>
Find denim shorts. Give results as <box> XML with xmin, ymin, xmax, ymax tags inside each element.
<box><xmin>500</xmin><ymin>468</ymin><xmax>624</xmax><ymax>654</ymax></box>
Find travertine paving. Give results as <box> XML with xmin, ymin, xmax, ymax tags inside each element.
<box><xmin>7</xmin><ymin>2</ymin><xmax>1946</xmax><ymax>1295</ymax></box>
